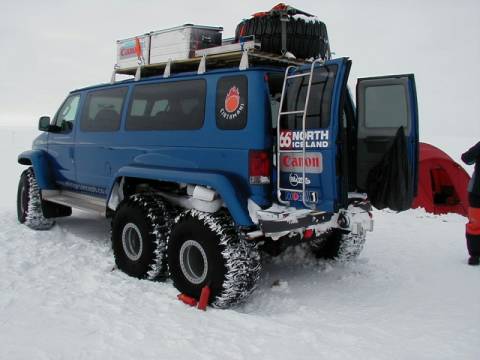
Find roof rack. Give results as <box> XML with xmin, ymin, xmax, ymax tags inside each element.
<box><xmin>110</xmin><ymin>40</ymin><xmax>311</xmax><ymax>83</ymax></box>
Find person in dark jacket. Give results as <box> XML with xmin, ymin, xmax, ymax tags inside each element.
<box><xmin>461</xmin><ymin>141</ymin><xmax>480</xmax><ymax>265</ymax></box>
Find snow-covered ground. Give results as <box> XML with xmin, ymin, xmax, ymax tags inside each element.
<box><xmin>1</xmin><ymin>127</ymin><xmax>479</xmax><ymax>360</ymax></box>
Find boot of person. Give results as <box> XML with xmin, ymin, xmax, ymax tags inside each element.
<box><xmin>468</xmin><ymin>256</ymin><xmax>479</xmax><ymax>266</ymax></box>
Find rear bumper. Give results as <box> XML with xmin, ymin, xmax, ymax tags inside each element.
<box><xmin>248</xmin><ymin>199</ymin><xmax>373</xmax><ymax>240</ymax></box>
<box><xmin>258</xmin><ymin>211</ymin><xmax>334</xmax><ymax>235</ymax></box>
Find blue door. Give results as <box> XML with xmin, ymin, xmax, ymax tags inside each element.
<box><xmin>356</xmin><ymin>74</ymin><xmax>419</xmax><ymax>211</ymax></box>
<box><xmin>47</xmin><ymin>94</ymin><xmax>82</xmax><ymax>188</ymax></box>
<box><xmin>278</xmin><ymin>57</ymin><xmax>349</xmax><ymax>212</ymax></box>
<box><xmin>75</xmin><ymin>86</ymin><xmax>129</xmax><ymax>198</ymax></box>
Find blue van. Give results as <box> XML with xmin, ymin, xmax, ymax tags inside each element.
<box><xmin>17</xmin><ymin>54</ymin><xmax>419</xmax><ymax>308</ymax></box>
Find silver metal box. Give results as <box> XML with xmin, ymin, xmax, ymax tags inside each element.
<box><xmin>149</xmin><ymin>25</ymin><xmax>222</xmax><ymax>64</ymax></box>
<box><xmin>115</xmin><ymin>25</ymin><xmax>222</xmax><ymax>69</ymax></box>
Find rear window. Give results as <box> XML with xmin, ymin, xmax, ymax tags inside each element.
<box><xmin>81</xmin><ymin>87</ymin><xmax>127</xmax><ymax>132</ymax></box>
<box><xmin>280</xmin><ymin>64</ymin><xmax>337</xmax><ymax>130</ymax></box>
<box><xmin>267</xmin><ymin>72</ymin><xmax>284</xmax><ymax>129</ymax></box>
<box><xmin>216</xmin><ymin>75</ymin><xmax>248</xmax><ymax>130</ymax></box>
<box><xmin>126</xmin><ymin>80</ymin><xmax>206</xmax><ymax>131</ymax></box>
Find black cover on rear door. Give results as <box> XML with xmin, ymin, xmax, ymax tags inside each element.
<box><xmin>366</xmin><ymin>127</ymin><xmax>412</xmax><ymax>211</ymax></box>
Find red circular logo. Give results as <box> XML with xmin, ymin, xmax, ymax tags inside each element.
<box><xmin>225</xmin><ymin>86</ymin><xmax>240</xmax><ymax>113</ymax></box>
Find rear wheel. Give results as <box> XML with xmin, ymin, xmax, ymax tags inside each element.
<box><xmin>17</xmin><ymin>167</ymin><xmax>55</xmax><ymax>230</ymax></box>
<box><xmin>111</xmin><ymin>193</ymin><xmax>172</xmax><ymax>280</ymax></box>
<box><xmin>310</xmin><ymin>229</ymin><xmax>366</xmax><ymax>261</ymax></box>
<box><xmin>168</xmin><ymin>210</ymin><xmax>261</xmax><ymax>308</ymax></box>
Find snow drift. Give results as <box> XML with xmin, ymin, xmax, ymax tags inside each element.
<box><xmin>0</xmin><ymin>127</ymin><xmax>478</xmax><ymax>359</ymax></box>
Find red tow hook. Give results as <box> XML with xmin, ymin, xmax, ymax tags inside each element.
<box><xmin>303</xmin><ymin>229</ymin><xmax>314</xmax><ymax>239</ymax></box>
<box><xmin>197</xmin><ymin>285</ymin><xmax>211</xmax><ymax>311</ymax></box>
<box><xmin>177</xmin><ymin>285</ymin><xmax>211</xmax><ymax>310</ymax></box>
<box><xmin>177</xmin><ymin>294</ymin><xmax>197</xmax><ymax>307</ymax></box>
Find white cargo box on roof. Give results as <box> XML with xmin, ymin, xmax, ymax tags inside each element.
<box><xmin>116</xmin><ymin>34</ymin><xmax>151</xmax><ymax>69</ymax></box>
<box><xmin>115</xmin><ymin>24</ymin><xmax>223</xmax><ymax>70</ymax></box>
<box><xmin>149</xmin><ymin>24</ymin><xmax>223</xmax><ymax>64</ymax></box>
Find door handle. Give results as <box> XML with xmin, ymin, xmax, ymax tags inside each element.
<box><xmin>69</xmin><ymin>147</ymin><xmax>75</xmax><ymax>164</ymax></box>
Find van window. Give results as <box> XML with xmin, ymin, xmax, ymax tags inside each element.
<box><xmin>80</xmin><ymin>87</ymin><xmax>127</xmax><ymax>132</ymax></box>
<box><xmin>130</xmin><ymin>99</ymin><xmax>147</xmax><ymax>116</ymax></box>
<box><xmin>126</xmin><ymin>80</ymin><xmax>206</xmax><ymax>131</ymax></box>
<box><xmin>54</xmin><ymin>95</ymin><xmax>81</xmax><ymax>133</ymax></box>
<box><xmin>216</xmin><ymin>75</ymin><xmax>248</xmax><ymax>130</ymax></box>
<box><xmin>267</xmin><ymin>72</ymin><xmax>284</xmax><ymax>129</ymax></box>
<box><xmin>364</xmin><ymin>85</ymin><xmax>408</xmax><ymax>128</ymax></box>
<box><xmin>280</xmin><ymin>64</ymin><xmax>337</xmax><ymax>130</ymax></box>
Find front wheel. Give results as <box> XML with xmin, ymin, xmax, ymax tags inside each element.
<box><xmin>168</xmin><ymin>210</ymin><xmax>261</xmax><ymax>308</ymax></box>
<box><xmin>17</xmin><ymin>167</ymin><xmax>55</xmax><ymax>230</ymax></box>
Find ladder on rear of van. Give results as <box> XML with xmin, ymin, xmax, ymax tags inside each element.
<box><xmin>276</xmin><ymin>58</ymin><xmax>324</xmax><ymax>209</ymax></box>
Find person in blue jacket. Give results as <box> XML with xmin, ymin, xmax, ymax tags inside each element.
<box><xmin>461</xmin><ymin>141</ymin><xmax>480</xmax><ymax>265</ymax></box>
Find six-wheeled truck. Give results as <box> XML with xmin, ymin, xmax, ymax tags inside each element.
<box><xmin>17</xmin><ymin>5</ymin><xmax>419</xmax><ymax>308</ymax></box>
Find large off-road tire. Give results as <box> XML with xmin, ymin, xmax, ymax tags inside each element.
<box><xmin>235</xmin><ymin>16</ymin><xmax>330</xmax><ymax>60</ymax></box>
<box><xmin>17</xmin><ymin>167</ymin><xmax>55</xmax><ymax>230</ymax></box>
<box><xmin>168</xmin><ymin>210</ymin><xmax>261</xmax><ymax>309</ymax></box>
<box><xmin>310</xmin><ymin>229</ymin><xmax>366</xmax><ymax>261</ymax></box>
<box><xmin>111</xmin><ymin>193</ymin><xmax>173</xmax><ymax>280</ymax></box>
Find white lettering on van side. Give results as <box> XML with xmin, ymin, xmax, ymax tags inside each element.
<box><xmin>220</xmin><ymin>103</ymin><xmax>245</xmax><ymax>120</ymax></box>
<box><xmin>280</xmin><ymin>130</ymin><xmax>329</xmax><ymax>150</ymax></box>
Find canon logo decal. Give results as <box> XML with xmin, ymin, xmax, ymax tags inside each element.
<box><xmin>280</xmin><ymin>153</ymin><xmax>323</xmax><ymax>174</ymax></box>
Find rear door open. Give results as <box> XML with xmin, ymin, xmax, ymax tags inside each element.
<box><xmin>356</xmin><ymin>74</ymin><xmax>419</xmax><ymax>211</ymax></box>
<box><xmin>277</xmin><ymin>58</ymin><xmax>350</xmax><ymax>212</ymax></box>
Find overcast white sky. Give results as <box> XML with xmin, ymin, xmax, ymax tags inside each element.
<box><xmin>0</xmin><ymin>0</ymin><xmax>479</xmax><ymax>139</ymax></box>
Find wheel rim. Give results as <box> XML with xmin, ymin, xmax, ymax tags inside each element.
<box><xmin>179</xmin><ymin>240</ymin><xmax>208</xmax><ymax>285</ymax></box>
<box><xmin>122</xmin><ymin>223</ymin><xmax>143</xmax><ymax>261</ymax></box>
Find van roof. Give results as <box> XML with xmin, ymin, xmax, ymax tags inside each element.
<box><xmin>71</xmin><ymin>66</ymin><xmax>285</xmax><ymax>94</ymax></box>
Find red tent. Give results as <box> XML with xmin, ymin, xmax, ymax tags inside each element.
<box><xmin>412</xmin><ymin>143</ymin><xmax>470</xmax><ymax>216</ymax></box>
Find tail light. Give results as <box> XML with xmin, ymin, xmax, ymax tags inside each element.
<box><xmin>249</xmin><ymin>150</ymin><xmax>271</xmax><ymax>185</ymax></box>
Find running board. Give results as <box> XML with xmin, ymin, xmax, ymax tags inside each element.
<box><xmin>42</xmin><ymin>190</ymin><xmax>106</xmax><ymax>216</ymax></box>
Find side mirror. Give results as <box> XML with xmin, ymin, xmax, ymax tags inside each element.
<box><xmin>38</xmin><ymin>116</ymin><xmax>51</xmax><ymax>132</ymax></box>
